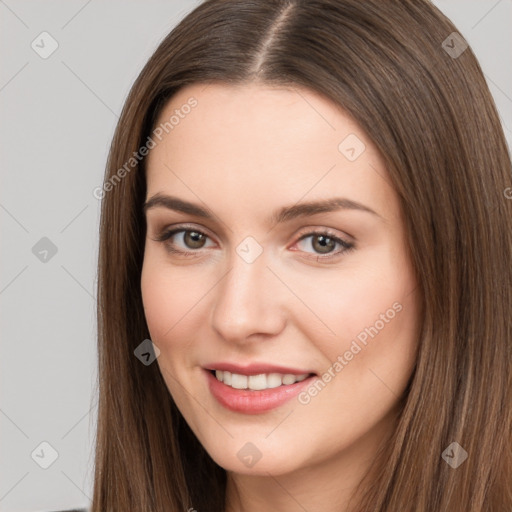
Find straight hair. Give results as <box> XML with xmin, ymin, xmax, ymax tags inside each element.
<box><xmin>92</xmin><ymin>1</ymin><xmax>512</xmax><ymax>510</ymax></box>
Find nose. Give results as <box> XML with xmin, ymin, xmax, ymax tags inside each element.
<box><xmin>210</xmin><ymin>248</ymin><xmax>287</xmax><ymax>344</ymax></box>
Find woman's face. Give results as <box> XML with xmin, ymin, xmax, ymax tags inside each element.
<box><xmin>141</xmin><ymin>82</ymin><xmax>421</xmax><ymax>478</ymax></box>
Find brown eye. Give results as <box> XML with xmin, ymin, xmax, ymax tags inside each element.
<box><xmin>295</xmin><ymin>230</ymin><xmax>354</xmax><ymax>261</ymax></box>
<box><xmin>153</xmin><ymin>227</ymin><xmax>214</xmax><ymax>255</ymax></box>
<box><xmin>154</xmin><ymin>226</ymin><xmax>354</xmax><ymax>262</ymax></box>
<box><xmin>183</xmin><ymin>230</ymin><xmax>207</xmax><ymax>249</ymax></box>
<box><xmin>311</xmin><ymin>234</ymin><xmax>337</xmax><ymax>254</ymax></box>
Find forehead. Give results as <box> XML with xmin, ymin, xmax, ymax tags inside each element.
<box><xmin>144</xmin><ymin>82</ymin><xmax>397</xmax><ymax>223</ymax></box>
<box><xmin>150</xmin><ymin>81</ymin><xmax>366</xmax><ymax>158</ymax></box>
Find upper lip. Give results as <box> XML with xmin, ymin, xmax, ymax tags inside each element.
<box><xmin>204</xmin><ymin>362</ymin><xmax>316</xmax><ymax>376</ymax></box>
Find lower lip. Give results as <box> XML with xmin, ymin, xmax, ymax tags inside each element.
<box><xmin>205</xmin><ymin>369</ymin><xmax>317</xmax><ymax>414</ymax></box>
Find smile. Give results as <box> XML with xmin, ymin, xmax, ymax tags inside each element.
<box><xmin>212</xmin><ymin>369</ymin><xmax>310</xmax><ymax>390</ymax></box>
<box><xmin>204</xmin><ymin>369</ymin><xmax>317</xmax><ymax>414</ymax></box>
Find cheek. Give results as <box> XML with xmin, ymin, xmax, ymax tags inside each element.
<box><xmin>309</xmin><ymin>272</ymin><xmax>420</xmax><ymax>414</ymax></box>
<box><xmin>140</xmin><ymin>260</ymin><xmax>204</xmax><ymax>410</ymax></box>
<box><xmin>141</xmin><ymin>257</ymin><xmax>203</xmax><ymax>343</ymax></box>
<box><xmin>293</xmin><ymin>247</ymin><xmax>420</xmax><ymax>386</ymax></box>
<box><xmin>292</xmin><ymin>262</ymin><xmax>415</xmax><ymax>346</ymax></box>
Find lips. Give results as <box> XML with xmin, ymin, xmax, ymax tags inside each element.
<box><xmin>203</xmin><ymin>362</ymin><xmax>318</xmax><ymax>414</ymax></box>
<box><xmin>203</xmin><ymin>362</ymin><xmax>316</xmax><ymax>376</ymax></box>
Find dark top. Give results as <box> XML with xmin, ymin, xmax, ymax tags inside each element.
<box><xmin>50</xmin><ymin>509</ymin><xmax>87</xmax><ymax>512</ymax></box>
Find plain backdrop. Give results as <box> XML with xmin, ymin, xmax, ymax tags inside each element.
<box><xmin>1</xmin><ymin>1</ymin><xmax>511</xmax><ymax>511</ymax></box>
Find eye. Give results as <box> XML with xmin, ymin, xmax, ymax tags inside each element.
<box><xmin>293</xmin><ymin>229</ymin><xmax>354</xmax><ymax>260</ymax></box>
<box><xmin>152</xmin><ymin>226</ymin><xmax>215</xmax><ymax>256</ymax></box>
<box><xmin>151</xmin><ymin>225</ymin><xmax>355</xmax><ymax>261</ymax></box>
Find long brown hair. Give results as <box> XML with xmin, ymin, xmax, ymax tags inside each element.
<box><xmin>92</xmin><ymin>1</ymin><xmax>512</xmax><ymax>510</ymax></box>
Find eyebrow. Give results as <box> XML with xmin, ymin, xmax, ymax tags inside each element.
<box><xmin>143</xmin><ymin>193</ymin><xmax>381</xmax><ymax>224</ymax></box>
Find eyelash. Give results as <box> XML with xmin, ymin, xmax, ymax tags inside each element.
<box><xmin>152</xmin><ymin>224</ymin><xmax>355</xmax><ymax>262</ymax></box>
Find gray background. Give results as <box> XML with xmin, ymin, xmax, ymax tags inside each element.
<box><xmin>1</xmin><ymin>1</ymin><xmax>510</xmax><ymax>511</ymax></box>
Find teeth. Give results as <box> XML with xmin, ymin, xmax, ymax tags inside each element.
<box><xmin>247</xmin><ymin>373</ymin><xmax>267</xmax><ymax>390</ymax></box>
<box><xmin>213</xmin><ymin>370</ymin><xmax>310</xmax><ymax>390</ymax></box>
<box><xmin>231</xmin><ymin>373</ymin><xmax>247</xmax><ymax>389</ymax></box>
<box><xmin>282</xmin><ymin>374</ymin><xmax>297</xmax><ymax>385</ymax></box>
<box><xmin>267</xmin><ymin>373</ymin><xmax>283</xmax><ymax>389</ymax></box>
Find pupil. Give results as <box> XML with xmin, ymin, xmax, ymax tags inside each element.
<box><xmin>314</xmin><ymin>235</ymin><xmax>334</xmax><ymax>254</ymax></box>
<box><xmin>186</xmin><ymin>231</ymin><xmax>205</xmax><ymax>248</ymax></box>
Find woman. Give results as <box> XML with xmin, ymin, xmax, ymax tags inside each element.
<box><xmin>92</xmin><ymin>0</ymin><xmax>512</xmax><ymax>510</ymax></box>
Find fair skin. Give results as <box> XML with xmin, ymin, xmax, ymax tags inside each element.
<box><xmin>141</xmin><ymin>82</ymin><xmax>421</xmax><ymax>512</ymax></box>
